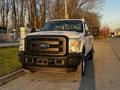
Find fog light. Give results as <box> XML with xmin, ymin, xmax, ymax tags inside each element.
<box><xmin>62</xmin><ymin>60</ymin><xmax>64</xmax><ymax>65</ymax></box>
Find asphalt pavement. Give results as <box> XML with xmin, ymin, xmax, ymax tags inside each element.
<box><xmin>109</xmin><ymin>37</ymin><xmax>120</xmax><ymax>60</ymax></box>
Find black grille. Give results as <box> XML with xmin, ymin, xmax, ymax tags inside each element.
<box><xmin>25</xmin><ymin>35</ymin><xmax>68</xmax><ymax>56</ymax></box>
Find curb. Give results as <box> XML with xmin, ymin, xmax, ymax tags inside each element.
<box><xmin>0</xmin><ymin>43</ymin><xmax>18</xmax><ymax>48</ymax></box>
<box><xmin>0</xmin><ymin>69</ymin><xmax>25</xmax><ymax>86</ymax></box>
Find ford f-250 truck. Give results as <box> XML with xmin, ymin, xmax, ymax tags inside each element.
<box><xmin>19</xmin><ymin>19</ymin><xmax>94</xmax><ymax>76</ymax></box>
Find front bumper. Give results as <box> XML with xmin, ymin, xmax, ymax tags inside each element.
<box><xmin>19</xmin><ymin>52</ymin><xmax>82</xmax><ymax>67</ymax></box>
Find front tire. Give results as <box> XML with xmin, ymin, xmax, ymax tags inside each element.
<box><xmin>74</xmin><ymin>52</ymin><xmax>86</xmax><ymax>77</ymax></box>
<box><xmin>81</xmin><ymin>52</ymin><xmax>86</xmax><ymax>76</ymax></box>
<box><xmin>89</xmin><ymin>48</ymin><xmax>94</xmax><ymax>60</ymax></box>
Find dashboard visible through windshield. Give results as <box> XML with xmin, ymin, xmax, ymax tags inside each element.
<box><xmin>41</xmin><ymin>20</ymin><xmax>83</xmax><ymax>32</ymax></box>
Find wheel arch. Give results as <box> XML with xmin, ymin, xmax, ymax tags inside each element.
<box><xmin>80</xmin><ymin>41</ymin><xmax>86</xmax><ymax>54</ymax></box>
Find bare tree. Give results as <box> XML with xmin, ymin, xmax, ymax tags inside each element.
<box><xmin>0</xmin><ymin>0</ymin><xmax>104</xmax><ymax>33</ymax></box>
<box><xmin>20</xmin><ymin>0</ymin><xmax>24</xmax><ymax>27</ymax></box>
<box><xmin>40</xmin><ymin>0</ymin><xmax>46</xmax><ymax>27</ymax></box>
<box><xmin>0</xmin><ymin>0</ymin><xmax>5</xmax><ymax>28</ymax></box>
<box><xmin>12</xmin><ymin>0</ymin><xmax>17</xmax><ymax>29</ymax></box>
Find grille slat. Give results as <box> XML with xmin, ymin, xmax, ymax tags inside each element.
<box><xmin>30</xmin><ymin>41</ymin><xmax>59</xmax><ymax>45</ymax></box>
<box><xmin>25</xmin><ymin>35</ymin><xmax>68</xmax><ymax>56</ymax></box>
<box><xmin>30</xmin><ymin>47</ymin><xmax>59</xmax><ymax>52</ymax></box>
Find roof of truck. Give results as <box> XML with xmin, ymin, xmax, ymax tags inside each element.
<box><xmin>48</xmin><ymin>19</ymin><xmax>85</xmax><ymax>22</ymax></box>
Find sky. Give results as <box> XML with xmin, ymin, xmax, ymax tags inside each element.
<box><xmin>101</xmin><ymin>0</ymin><xmax>120</xmax><ymax>30</ymax></box>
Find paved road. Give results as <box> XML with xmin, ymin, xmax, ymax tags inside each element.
<box><xmin>109</xmin><ymin>37</ymin><xmax>120</xmax><ymax>60</ymax></box>
<box><xmin>0</xmin><ymin>38</ymin><xmax>120</xmax><ymax>90</ymax></box>
<box><xmin>94</xmin><ymin>38</ymin><xmax>120</xmax><ymax>90</ymax></box>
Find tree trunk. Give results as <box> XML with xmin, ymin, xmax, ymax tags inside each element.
<box><xmin>41</xmin><ymin>0</ymin><xmax>46</xmax><ymax>27</ymax></box>
<box><xmin>20</xmin><ymin>0</ymin><xmax>24</xmax><ymax>27</ymax></box>
<box><xmin>13</xmin><ymin>0</ymin><xmax>17</xmax><ymax>38</ymax></box>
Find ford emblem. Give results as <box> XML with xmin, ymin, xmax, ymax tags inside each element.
<box><xmin>39</xmin><ymin>43</ymin><xmax>49</xmax><ymax>49</ymax></box>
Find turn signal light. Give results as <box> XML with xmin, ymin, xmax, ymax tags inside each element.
<box><xmin>71</xmin><ymin>41</ymin><xmax>79</xmax><ymax>46</ymax></box>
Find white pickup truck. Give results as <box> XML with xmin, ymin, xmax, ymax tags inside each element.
<box><xmin>19</xmin><ymin>19</ymin><xmax>94</xmax><ymax>76</ymax></box>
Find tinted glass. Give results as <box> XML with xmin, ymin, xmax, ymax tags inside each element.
<box><xmin>41</xmin><ymin>20</ymin><xmax>83</xmax><ymax>32</ymax></box>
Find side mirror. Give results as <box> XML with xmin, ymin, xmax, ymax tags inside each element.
<box><xmin>31</xmin><ymin>28</ymin><xmax>36</xmax><ymax>33</ymax></box>
<box><xmin>85</xmin><ymin>30</ymin><xmax>90</xmax><ymax>36</ymax></box>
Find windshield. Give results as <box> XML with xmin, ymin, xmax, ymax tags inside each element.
<box><xmin>41</xmin><ymin>20</ymin><xmax>83</xmax><ymax>32</ymax></box>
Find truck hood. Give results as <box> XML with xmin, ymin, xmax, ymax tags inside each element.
<box><xmin>27</xmin><ymin>31</ymin><xmax>84</xmax><ymax>38</ymax></box>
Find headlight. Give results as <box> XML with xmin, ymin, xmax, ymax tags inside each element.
<box><xmin>19</xmin><ymin>38</ymin><xmax>25</xmax><ymax>51</ymax></box>
<box><xmin>69</xmin><ymin>39</ymin><xmax>80</xmax><ymax>53</ymax></box>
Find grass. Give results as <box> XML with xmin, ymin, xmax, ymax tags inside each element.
<box><xmin>0</xmin><ymin>47</ymin><xmax>21</xmax><ymax>77</ymax></box>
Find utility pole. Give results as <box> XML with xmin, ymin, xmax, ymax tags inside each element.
<box><xmin>64</xmin><ymin>0</ymin><xmax>68</xmax><ymax>19</ymax></box>
<box><xmin>41</xmin><ymin>0</ymin><xmax>46</xmax><ymax>27</ymax></box>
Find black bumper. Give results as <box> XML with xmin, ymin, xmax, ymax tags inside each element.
<box><xmin>19</xmin><ymin>52</ymin><xmax>82</xmax><ymax>67</ymax></box>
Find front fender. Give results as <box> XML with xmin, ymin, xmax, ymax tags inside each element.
<box><xmin>79</xmin><ymin>40</ymin><xmax>85</xmax><ymax>53</ymax></box>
